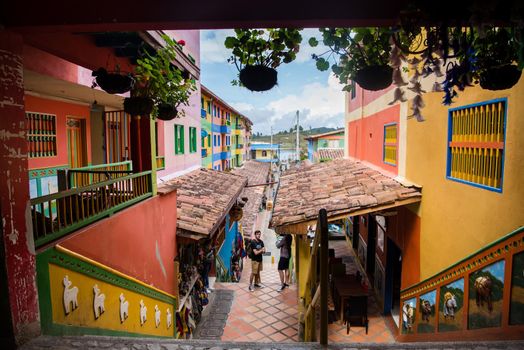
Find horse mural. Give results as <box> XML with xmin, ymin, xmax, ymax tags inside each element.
<box><xmin>474</xmin><ymin>276</ymin><xmax>493</xmax><ymax>312</ymax></box>
<box><xmin>443</xmin><ymin>292</ymin><xmax>458</xmax><ymax>320</ymax></box>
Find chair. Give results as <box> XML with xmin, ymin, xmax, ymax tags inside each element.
<box><xmin>344</xmin><ymin>295</ymin><xmax>369</xmax><ymax>334</ymax></box>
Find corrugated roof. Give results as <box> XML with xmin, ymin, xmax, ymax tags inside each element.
<box><xmin>314</xmin><ymin>148</ymin><xmax>345</xmax><ymax>161</ymax></box>
<box><xmin>304</xmin><ymin>128</ymin><xmax>345</xmax><ymax>140</ymax></box>
<box><xmin>270</xmin><ymin>159</ymin><xmax>422</xmax><ymax>232</ymax></box>
<box><xmin>159</xmin><ymin>168</ymin><xmax>247</xmax><ymax>238</ymax></box>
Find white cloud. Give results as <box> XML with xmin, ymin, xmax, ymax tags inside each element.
<box><xmin>295</xmin><ymin>28</ymin><xmax>326</xmax><ymax>63</ymax></box>
<box><xmin>233</xmin><ymin>74</ymin><xmax>345</xmax><ymax>134</ymax></box>
<box><xmin>200</xmin><ymin>30</ymin><xmax>235</xmax><ymax>64</ymax></box>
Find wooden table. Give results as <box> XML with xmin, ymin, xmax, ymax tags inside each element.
<box><xmin>333</xmin><ymin>276</ymin><xmax>368</xmax><ymax>324</ymax></box>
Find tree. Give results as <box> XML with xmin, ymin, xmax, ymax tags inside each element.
<box><xmin>299</xmin><ymin>125</ymin><xmax>304</xmax><ymax>131</ymax></box>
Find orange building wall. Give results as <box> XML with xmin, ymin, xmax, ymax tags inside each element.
<box><xmin>397</xmin><ymin>205</ymin><xmax>421</xmax><ymax>289</ymax></box>
<box><xmin>347</xmin><ymin>104</ymin><xmax>399</xmax><ymax>175</ymax></box>
<box><xmin>347</xmin><ymin>85</ymin><xmax>394</xmax><ymax>113</ymax></box>
<box><xmin>25</xmin><ymin>94</ymin><xmax>92</xmax><ymax>170</ymax></box>
<box><xmin>60</xmin><ymin>193</ymin><xmax>178</xmax><ymax>295</ymax></box>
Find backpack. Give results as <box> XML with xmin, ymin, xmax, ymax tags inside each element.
<box><xmin>245</xmin><ymin>239</ymin><xmax>255</xmax><ymax>259</ymax></box>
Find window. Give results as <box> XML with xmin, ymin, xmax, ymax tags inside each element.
<box><xmin>218</xmin><ymin>136</ymin><xmax>221</xmax><ymax>146</ymax></box>
<box><xmin>447</xmin><ymin>99</ymin><xmax>506</xmax><ymax>192</ymax></box>
<box><xmin>207</xmin><ymin>101</ymin><xmax>211</xmax><ymax>114</ymax></box>
<box><xmin>213</xmin><ymin>105</ymin><xmax>216</xmax><ymax>117</ymax></box>
<box><xmin>213</xmin><ymin>134</ymin><xmax>217</xmax><ymax>146</ymax></box>
<box><xmin>383</xmin><ymin>123</ymin><xmax>397</xmax><ymax>166</ymax></box>
<box><xmin>189</xmin><ymin>127</ymin><xmax>197</xmax><ymax>153</ymax></box>
<box><xmin>200</xmin><ymin>98</ymin><xmax>204</xmax><ymax>109</ymax></box>
<box><xmin>26</xmin><ymin>112</ymin><xmax>57</xmax><ymax>158</ymax></box>
<box><xmin>262</xmin><ymin>150</ymin><xmax>267</xmax><ymax>157</ymax></box>
<box><xmin>350</xmin><ymin>83</ymin><xmax>357</xmax><ymax>99</ymax></box>
<box><xmin>174</xmin><ymin>124</ymin><xmax>184</xmax><ymax>154</ymax></box>
<box><xmin>208</xmin><ymin>135</ymin><xmax>211</xmax><ymax>147</ymax></box>
<box><xmin>226</xmin><ymin>136</ymin><xmax>230</xmax><ymax>145</ymax></box>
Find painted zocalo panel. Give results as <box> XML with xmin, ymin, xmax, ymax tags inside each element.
<box><xmin>49</xmin><ymin>264</ymin><xmax>173</xmax><ymax>337</ymax></box>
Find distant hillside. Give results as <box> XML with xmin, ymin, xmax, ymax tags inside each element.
<box><xmin>251</xmin><ymin>127</ymin><xmax>339</xmax><ymax>151</ymax></box>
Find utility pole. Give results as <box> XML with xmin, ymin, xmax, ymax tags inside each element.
<box><xmin>270</xmin><ymin>126</ymin><xmax>274</xmax><ymax>170</ymax></box>
<box><xmin>295</xmin><ymin>110</ymin><xmax>300</xmax><ymax>162</ymax></box>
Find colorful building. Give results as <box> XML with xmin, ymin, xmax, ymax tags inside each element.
<box><xmin>250</xmin><ymin>143</ymin><xmax>280</xmax><ymax>163</ymax></box>
<box><xmin>305</xmin><ymin>129</ymin><xmax>345</xmax><ymax>162</ymax></box>
<box><xmin>343</xmin><ymin>72</ymin><xmax>524</xmax><ymax>340</ymax></box>
<box><xmin>200</xmin><ymin>85</ymin><xmax>252</xmax><ymax>171</ymax></box>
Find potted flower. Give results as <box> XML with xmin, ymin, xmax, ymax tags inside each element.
<box><xmin>310</xmin><ymin>27</ymin><xmax>393</xmax><ymax>91</ymax></box>
<box><xmin>125</xmin><ymin>35</ymin><xmax>197</xmax><ymax>120</ymax></box>
<box><xmin>225</xmin><ymin>28</ymin><xmax>303</xmax><ymax>92</ymax></box>
<box><xmin>92</xmin><ymin>67</ymin><xmax>134</xmax><ymax>94</ymax></box>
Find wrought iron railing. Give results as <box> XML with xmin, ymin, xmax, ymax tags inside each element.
<box><xmin>31</xmin><ymin>171</ymin><xmax>153</xmax><ymax>248</ymax></box>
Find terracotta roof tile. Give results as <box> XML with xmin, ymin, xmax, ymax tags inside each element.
<box><xmin>159</xmin><ymin>168</ymin><xmax>247</xmax><ymax>237</ymax></box>
<box><xmin>271</xmin><ymin>159</ymin><xmax>422</xmax><ymax>228</ymax></box>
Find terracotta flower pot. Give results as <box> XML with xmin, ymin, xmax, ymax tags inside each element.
<box><xmin>123</xmin><ymin>97</ymin><xmax>154</xmax><ymax>116</ymax></box>
<box><xmin>354</xmin><ymin>65</ymin><xmax>393</xmax><ymax>91</ymax></box>
<box><xmin>479</xmin><ymin>64</ymin><xmax>522</xmax><ymax>91</ymax></box>
<box><xmin>239</xmin><ymin>65</ymin><xmax>278</xmax><ymax>92</ymax></box>
<box><xmin>157</xmin><ymin>103</ymin><xmax>179</xmax><ymax>121</ymax></box>
<box><xmin>92</xmin><ymin>68</ymin><xmax>134</xmax><ymax>94</ymax></box>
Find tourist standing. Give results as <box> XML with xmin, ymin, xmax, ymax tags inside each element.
<box><xmin>276</xmin><ymin>233</ymin><xmax>292</xmax><ymax>291</ymax></box>
<box><xmin>248</xmin><ymin>230</ymin><xmax>265</xmax><ymax>292</ymax></box>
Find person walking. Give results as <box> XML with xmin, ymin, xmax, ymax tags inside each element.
<box><xmin>276</xmin><ymin>233</ymin><xmax>292</xmax><ymax>291</ymax></box>
<box><xmin>248</xmin><ymin>230</ymin><xmax>265</xmax><ymax>292</ymax></box>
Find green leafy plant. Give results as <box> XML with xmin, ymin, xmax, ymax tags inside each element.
<box><xmin>128</xmin><ymin>34</ymin><xmax>197</xmax><ymax>119</ymax></box>
<box><xmin>225</xmin><ymin>28</ymin><xmax>302</xmax><ymax>91</ymax></box>
<box><xmin>309</xmin><ymin>27</ymin><xmax>393</xmax><ymax>92</ymax></box>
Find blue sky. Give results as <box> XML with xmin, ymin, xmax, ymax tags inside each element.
<box><xmin>200</xmin><ymin>29</ymin><xmax>345</xmax><ymax>135</ymax></box>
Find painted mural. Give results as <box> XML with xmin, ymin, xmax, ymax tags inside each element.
<box><xmin>37</xmin><ymin>247</ymin><xmax>176</xmax><ymax>337</ymax></box>
<box><xmin>510</xmin><ymin>251</ymin><xmax>524</xmax><ymax>325</ymax></box>
<box><xmin>417</xmin><ymin>289</ymin><xmax>436</xmax><ymax>333</ymax></box>
<box><xmin>438</xmin><ymin>278</ymin><xmax>464</xmax><ymax>332</ymax></box>
<box><xmin>401</xmin><ymin>297</ymin><xmax>416</xmax><ymax>334</ymax></box>
<box><xmin>468</xmin><ymin>260</ymin><xmax>505</xmax><ymax>329</ymax></box>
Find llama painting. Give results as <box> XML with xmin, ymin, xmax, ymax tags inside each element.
<box><xmin>417</xmin><ymin>290</ymin><xmax>436</xmax><ymax>333</ymax></box>
<box><xmin>93</xmin><ymin>284</ymin><xmax>106</xmax><ymax>319</ymax></box>
<box><xmin>139</xmin><ymin>299</ymin><xmax>147</xmax><ymax>325</ymax></box>
<box><xmin>119</xmin><ymin>293</ymin><xmax>129</xmax><ymax>323</ymax></box>
<box><xmin>438</xmin><ymin>278</ymin><xmax>464</xmax><ymax>332</ymax></box>
<box><xmin>468</xmin><ymin>260</ymin><xmax>505</xmax><ymax>329</ymax></box>
<box><xmin>154</xmin><ymin>305</ymin><xmax>161</xmax><ymax>328</ymax></box>
<box><xmin>63</xmin><ymin>275</ymin><xmax>79</xmax><ymax>315</ymax></box>
<box><xmin>166</xmin><ymin>308</ymin><xmax>172</xmax><ymax>329</ymax></box>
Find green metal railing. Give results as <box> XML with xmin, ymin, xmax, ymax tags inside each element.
<box><xmin>31</xmin><ymin>171</ymin><xmax>153</xmax><ymax>248</ymax></box>
<box><xmin>67</xmin><ymin>161</ymin><xmax>133</xmax><ymax>188</ymax></box>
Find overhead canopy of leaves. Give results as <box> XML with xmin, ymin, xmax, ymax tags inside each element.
<box><xmin>133</xmin><ymin>34</ymin><xmax>197</xmax><ymax>117</ymax></box>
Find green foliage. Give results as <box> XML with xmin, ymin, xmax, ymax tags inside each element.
<box><xmin>310</xmin><ymin>27</ymin><xmax>393</xmax><ymax>91</ymax></box>
<box><xmin>225</xmin><ymin>28</ymin><xmax>303</xmax><ymax>84</ymax></box>
<box><xmin>133</xmin><ymin>34</ymin><xmax>197</xmax><ymax>117</ymax></box>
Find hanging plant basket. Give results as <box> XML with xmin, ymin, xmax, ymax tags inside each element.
<box><xmin>123</xmin><ymin>97</ymin><xmax>154</xmax><ymax>116</ymax></box>
<box><xmin>239</xmin><ymin>65</ymin><xmax>278</xmax><ymax>92</ymax></box>
<box><xmin>92</xmin><ymin>68</ymin><xmax>134</xmax><ymax>94</ymax></box>
<box><xmin>157</xmin><ymin>103</ymin><xmax>179</xmax><ymax>121</ymax></box>
<box><xmin>354</xmin><ymin>65</ymin><xmax>393</xmax><ymax>91</ymax></box>
<box><xmin>230</xmin><ymin>206</ymin><xmax>243</xmax><ymax>222</ymax></box>
<box><xmin>479</xmin><ymin>64</ymin><xmax>522</xmax><ymax>91</ymax></box>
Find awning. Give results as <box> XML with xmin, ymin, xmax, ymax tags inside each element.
<box><xmin>270</xmin><ymin>159</ymin><xmax>422</xmax><ymax>234</ymax></box>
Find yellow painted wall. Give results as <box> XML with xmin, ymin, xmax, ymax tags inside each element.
<box><xmin>405</xmin><ymin>81</ymin><xmax>524</xmax><ymax>280</ymax></box>
<box><xmin>256</xmin><ymin>149</ymin><xmax>274</xmax><ymax>160</ymax></box>
<box><xmin>49</xmin><ymin>264</ymin><xmax>174</xmax><ymax>337</ymax></box>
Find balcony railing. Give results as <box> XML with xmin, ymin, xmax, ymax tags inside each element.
<box><xmin>201</xmin><ymin>148</ymin><xmax>208</xmax><ymax>158</ymax></box>
<box><xmin>67</xmin><ymin>161</ymin><xmax>133</xmax><ymax>188</ymax></box>
<box><xmin>201</xmin><ymin>108</ymin><xmax>206</xmax><ymax>118</ymax></box>
<box><xmin>31</xmin><ymin>171</ymin><xmax>153</xmax><ymax>248</ymax></box>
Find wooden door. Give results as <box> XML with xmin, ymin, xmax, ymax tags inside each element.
<box><xmin>66</xmin><ymin>117</ymin><xmax>87</xmax><ymax>168</ymax></box>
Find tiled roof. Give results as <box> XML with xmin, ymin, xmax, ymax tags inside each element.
<box><xmin>270</xmin><ymin>159</ymin><xmax>422</xmax><ymax>230</ymax></box>
<box><xmin>159</xmin><ymin>168</ymin><xmax>247</xmax><ymax>238</ymax></box>
<box><xmin>304</xmin><ymin>128</ymin><xmax>345</xmax><ymax>140</ymax></box>
<box><xmin>231</xmin><ymin>161</ymin><xmax>271</xmax><ymax>238</ymax></box>
<box><xmin>314</xmin><ymin>148</ymin><xmax>345</xmax><ymax>161</ymax></box>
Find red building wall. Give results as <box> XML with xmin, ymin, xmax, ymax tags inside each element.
<box><xmin>25</xmin><ymin>95</ymin><xmax>92</xmax><ymax>170</ymax></box>
<box><xmin>60</xmin><ymin>193</ymin><xmax>178</xmax><ymax>295</ymax></box>
<box><xmin>347</xmin><ymin>104</ymin><xmax>399</xmax><ymax>175</ymax></box>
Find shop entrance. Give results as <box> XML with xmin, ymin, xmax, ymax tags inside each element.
<box><xmin>385</xmin><ymin>237</ymin><xmax>402</xmax><ymax>326</ymax></box>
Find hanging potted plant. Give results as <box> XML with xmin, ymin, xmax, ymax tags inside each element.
<box><xmin>474</xmin><ymin>27</ymin><xmax>522</xmax><ymax>91</ymax></box>
<box><xmin>310</xmin><ymin>27</ymin><xmax>393</xmax><ymax>92</ymax></box>
<box><xmin>125</xmin><ymin>35</ymin><xmax>197</xmax><ymax>119</ymax></box>
<box><xmin>225</xmin><ymin>28</ymin><xmax>303</xmax><ymax>92</ymax></box>
<box><xmin>92</xmin><ymin>67</ymin><xmax>134</xmax><ymax>94</ymax></box>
